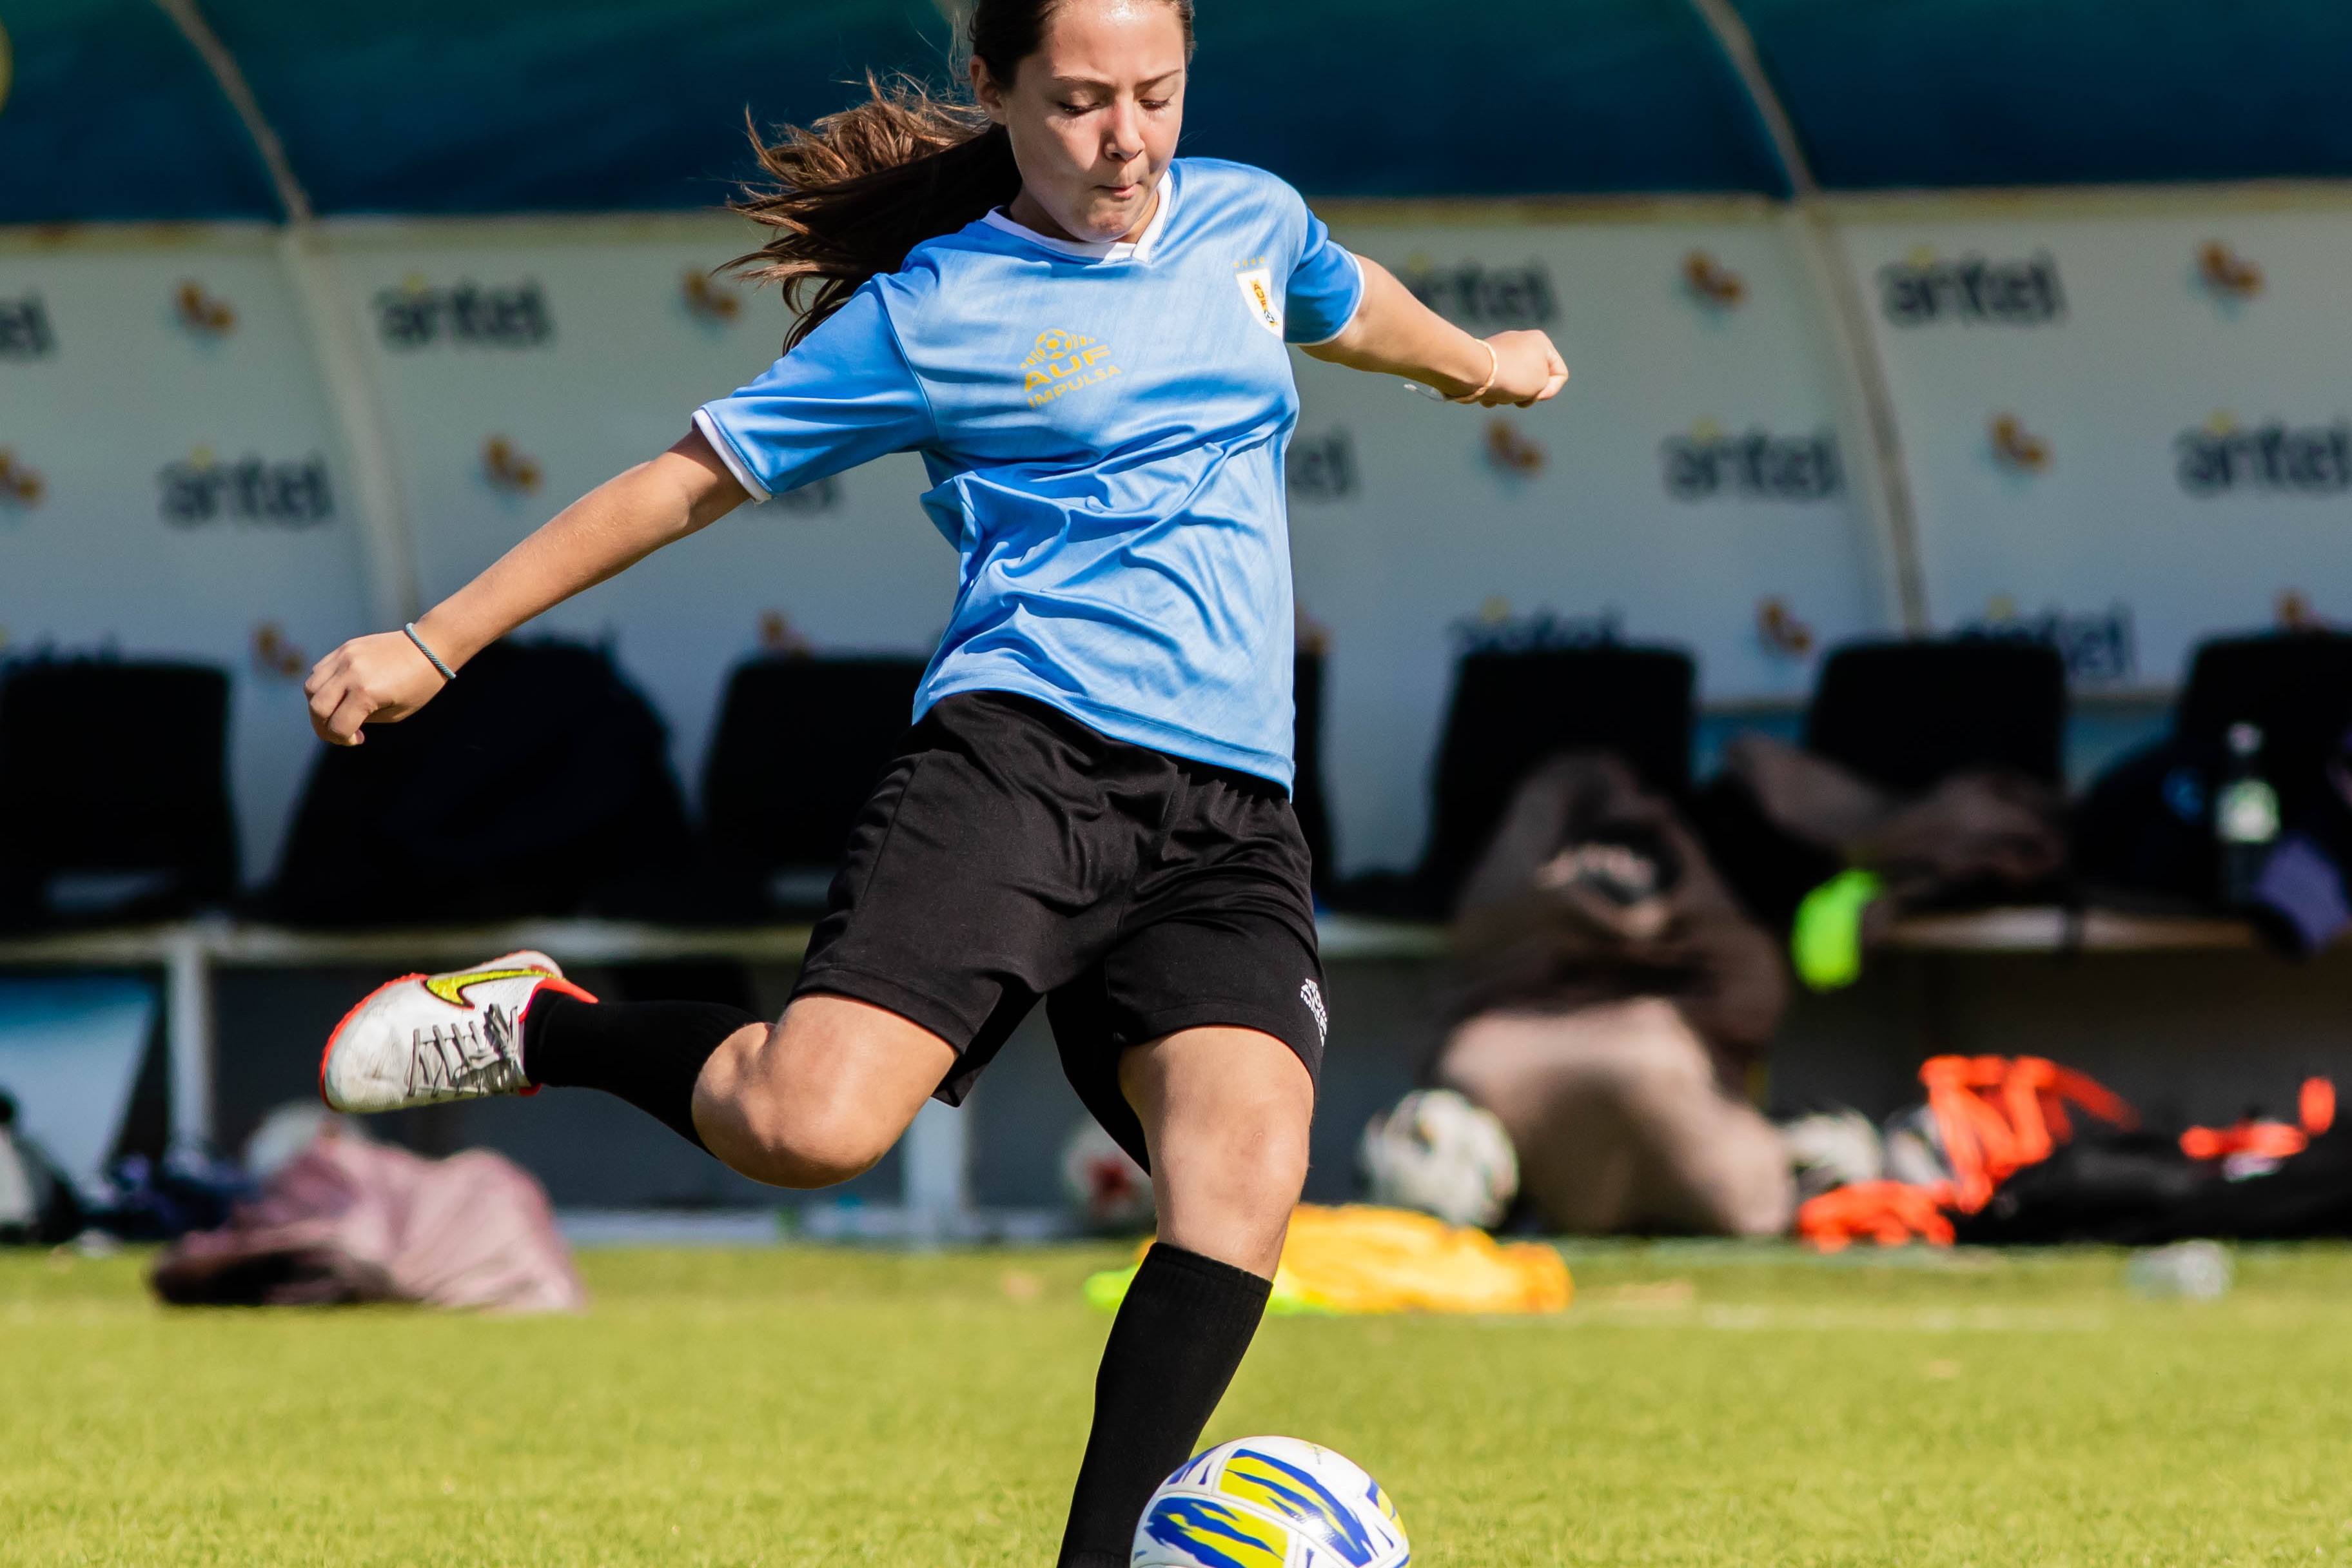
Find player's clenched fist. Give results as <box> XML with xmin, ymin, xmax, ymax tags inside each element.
<box><xmin>304</xmin><ymin>631</ymin><xmax>449</xmax><ymax>747</ymax></box>
<box><xmin>1482</xmin><ymin>329</ymin><xmax>1570</xmax><ymax>409</ymax></box>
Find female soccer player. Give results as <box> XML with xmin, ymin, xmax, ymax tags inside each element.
<box><xmin>308</xmin><ymin>1</ymin><xmax>1565</xmax><ymax>1560</ymax></box>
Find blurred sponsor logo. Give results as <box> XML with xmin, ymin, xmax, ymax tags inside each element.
<box><xmin>375</xmin><ymin>276</ymin><xmax>553</xmax><ymax>349</ymax></box>
<box><xmin>2177</xmin><ymin>413</ymin><xmax>2352</xmax><ymax>496</ymax></box>
<box><xmin>1289</xmin><ymin>429</ymin><xmax>1357</xmax><ymax>500</ymax></box>
<box><xmin>482</xmin><ymin>436</ymin><xmax>542</xmax><ymax>494</ymax></box>
<box><xmin>0</xmin><ymin>449</ymin><xmax>44</xmax><ymax>509</ymax></box>
<box><xmin>1879</xmin><ymin>249</ymin><xmax>2064</xmax><ymax>326</ymax></box>
<box><xmin>1990</xmin><ymin>413</ymin><xmax>2051</xmax><ymax>475</ymax></box>
<box><xmin>1663</xmin><ymin>422</ymin><xmax>1843</xmax><ymax>501</ymax></box>
<box><xmin>681</xmin><ymin>270</ymin><xmax>741</xmax><ymax>323</ymax></box>
<box><xmin>1484</xmin><ymin>418</ymin><xmax>1545</xmax><ymax>478</ymax></box>
<box><xmin>1960</xmin><ymin>598</ymin><xmax>2135</xmax><ymax>683</ymax></box>
<box><xmin>1453</xmin><ymin>598</ymin><xmax>1622</xmax><ymax>654</ymax></box>
<box><xmin>1399</xmin><ymin>257</ymin><xmax>1556</xmax><ymax>328</ymax></box>
<box><xmin>1757</xmin><ymin>596</ymin><xmax>1815</xmax><ymax>657</ymax></box>
<box><xmin>2195</xmin><ymin>241</ymin><xmax>2263</xmax><ymax>303</ymax></box>
<box><xmin>0</xmin><ymin>293</ymin><xmax>54</xmax><ymax>358</ymax></box>
<box><xmin>174</xmin><ymin>281</ymin><xmax>236</xmax><ymax>337</ymax></box>
<box><xmin>768</xmin><ymin>476</ymin><xmax>842</xmax><ymax>514</ymax></box>
<box><xmin>251</xmin><ymin>622</ymin><xmax>307</xmax><ymax>680</ymax></box>
<box><xmin>1682</xmin><ymin>251</ymin><xmax>1747</xmax><ymax>311</ymax></box>
<box><xmin>158</xmin><ymin>449</ymin><xmax>333</xmax><ymax>525</ymax></box>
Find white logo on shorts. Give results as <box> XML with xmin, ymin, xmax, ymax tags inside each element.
<box><xmin>1298</xmin><ymin>978</ymin><xmax>1328</xmax><ymax>1044</ymax></box>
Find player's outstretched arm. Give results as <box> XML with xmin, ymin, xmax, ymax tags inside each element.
<box><xmin>1301</xmin><ymin>255</ymin><xmax>1568</xmax><ymax>407</ymax></box>
<box><xmin>304</xmin><ymin>426</ymin><xmax>749</xmax><ymax>747</ymax></box>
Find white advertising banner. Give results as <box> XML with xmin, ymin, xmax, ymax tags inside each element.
<box><xmin>1841</xmin><ymin>195</ymin><xmax>2352</xmax><ymax>691</ymax></box>
<box><xmin>0</xmin><ymin>228</ymin><xmax>374</xmax><ymax>881</ymax></box>
<box><xmin>1298</xmin><ymin>206</ymin><xmax>1886</xmax><ymax>868</ymax></box>
<box><xmin>8</xmin><ymin>192</ymin><xmax>2342</xmax><ymax>884</ymax></box>
<box><xmin>319</xmin><ymin>217</ymin><xmax>956</xmax><ymax>825</ymax></box>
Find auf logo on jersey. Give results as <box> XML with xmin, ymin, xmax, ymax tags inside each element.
<box><xmin>1235</xmin><ymin>264</ymin><xmax>1284</xmax><ymax>337</ymax></box>
<box><xmin>1879</xmin><ymin>248</ymin><xmax>2065</xmax><ymax>327</ymax></box>
<box><xmin>1021</xmin><ymin>329</ymin><xmax>1120</xmax><ymax>407</ymax></box>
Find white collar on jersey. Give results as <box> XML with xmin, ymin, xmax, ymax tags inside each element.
<box><xmin>981</xmin><ymin>168</ymin><xmax>1175</xmax><ymax>263</ymax></box>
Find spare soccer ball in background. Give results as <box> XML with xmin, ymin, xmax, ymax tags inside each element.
<box><xmin>1135</xmin><ymin>1436</ymin><xmax>1409</xmax><ymax>1568</ymax></box>
<box><xmin>1358</xmin><ymin>1088</ymin><xmax>1518</xmax><ymax>1229</ymax></box>
<box><xmin>1061</xmin><ymin>1121</ymin><xmax>1154</xmax><ymax>1232</ymax></box>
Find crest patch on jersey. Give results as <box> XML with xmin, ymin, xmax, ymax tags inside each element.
<box><xmin>1235</xmin><ymin>268</ymin><xmax>1283</xmax><ymax>337</ymax></box>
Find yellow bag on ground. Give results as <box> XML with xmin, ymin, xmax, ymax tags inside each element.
<box><xmin>1084</xmin><ymin>1204</ymin><xmax>1571</xmax><ymax>1316</ymax></box>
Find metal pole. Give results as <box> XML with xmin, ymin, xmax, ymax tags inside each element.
<box><xmin>901</xmin><ymin>1098</ymin><xmax>970</xmax><ymax>1240</ymax></box>
<box><xmin>155</xmin><ymin>0</ymin><xmax>422</xmax><ymax>625</ymax></box>
<box><xmin>1688</xmin><ymin>0</ymin><xmax>1931</xmax><ymax>634</ymax></box>
<box><xmin>164</xmin><ymin>926</ymin><xmax>217</xmax><ymax>1152</ymax></box>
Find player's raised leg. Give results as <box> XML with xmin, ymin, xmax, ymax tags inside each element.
<box><xmin>322</xmin><ymin>962</ymin><xmax>953</xmax><ymax>1185</ymax></box>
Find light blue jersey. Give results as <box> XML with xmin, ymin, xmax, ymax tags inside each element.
<box><xmin>694</xmin><ymin>157</ymin><xmax>1364</xmax><ymax>789</ymax></box>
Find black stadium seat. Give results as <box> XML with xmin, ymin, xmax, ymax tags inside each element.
<box><xmin>1388</xmin><ymin>644</ymin><xmax>1696</xmax><ymax>916</ymax></box>
<box><xmin>1694</xmin><ymin>636</ymin><xmax>2070</xmax><ymax>928</ymax></box>
<box><xmin>263</xmin><ymin>640</ymin><xmax>692</xmax><ymax>925</ymax></box>
<box><xmin>1803</xmin><ymin>637</ymin><xmax>2067</xmax><ymax>792</ymax></box>
<box><xmin>700</xmin><ymin>654</ymin><xmax>928</xmax><ymax>917</ymax></box>
<box><xmin>0</xmin><ymin>658</ymin><xmax>240</xmax><ymax>930</ymax></box>
<box><xmin>2175</xmin><ymin>631</ymin><xmax>2352</xmax><ymax>829</ymax></box>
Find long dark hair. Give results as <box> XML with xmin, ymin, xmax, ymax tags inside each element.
<box><xmin>726</xmin><ymin>0</ymin><xmax>1196</xmax><ymax>349</ymax></box>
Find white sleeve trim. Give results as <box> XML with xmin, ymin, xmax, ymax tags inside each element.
<box><xmin>1291</xmin><ymin>248</ymin><xmax>1367</xmax><ymax>348</ymax></box>
<box><xmin>692</xmin><ymin>407</ymin><xmax>770</xmax><ymax>503</ymax></box>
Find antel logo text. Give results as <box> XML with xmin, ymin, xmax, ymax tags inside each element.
<box><xmin>374</xmin><ymin>279</ymin><xmax>554</xmax><ymax>350</ymax></box>
<box><xmin>1879</xmin><ymin>250</ymin><xmax>2065</xmax><ymax>327</ymax></box>
<box><xmin>1662</xmin><ymin>426</ymin><xmax>1844</xmax><ymax>502</ymax></box>
<box><xmin>159</xmin><ymin>453</ymin><xmax>335</xmax><ymax>526</ymax></box>
<box><xmin>1288</xmin><ymin>429</ymin><xmax>1357</xmax><ymax>501</ymax></box>
<box><xmin>2177</xmin><ymin>416</ymin><xmax>2352</xmax><ymax>496</ymax></box>
<box><xmin>1399</xmin><ymin>259</ymin><xmax>1557</xmax><ymax>328</ymax></box>
<box><xmin>0</xmin><ymin>294</ymin><xmax>55</xmax><ymax>359</ymax></box>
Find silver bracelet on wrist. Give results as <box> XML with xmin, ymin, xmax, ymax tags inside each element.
<box><xmin>403</xmin><ymin>623</ymin><xmax>457</xmax><ymax>683</ymax></box>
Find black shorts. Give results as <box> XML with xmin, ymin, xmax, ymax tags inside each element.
<box><xmin>790</xmin><ymin>691</ymin><xmax>1326</xmax><ymax>1169</ymax></box>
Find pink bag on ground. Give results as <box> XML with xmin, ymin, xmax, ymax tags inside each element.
<box><xmin>151</xmin><ymin>1131</ymin><xmax>585</xmax><ymax>1313</ymax></box>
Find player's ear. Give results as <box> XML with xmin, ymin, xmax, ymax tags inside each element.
<box><xmin>970</xmin><ymin>55</ymin><xmax>1011</xmax><ymax>123</ymax></box>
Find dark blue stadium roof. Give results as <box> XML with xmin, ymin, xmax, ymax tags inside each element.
<box><xmin>1</xmin><ymin>0</ymin><xmax>2346</xmax><ymax>223</ymax></box>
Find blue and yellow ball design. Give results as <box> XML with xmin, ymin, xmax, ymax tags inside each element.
<box><xmin>1133</xmin><ymin>1436</ymin><xmax>1409</xmax><ymax>1568</ymax></box>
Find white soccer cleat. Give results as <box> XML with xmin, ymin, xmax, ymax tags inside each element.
<box><xmin>318</xmin><ymin>951</ymin><xmax>595</xmax><ymax>1113</ymax></box>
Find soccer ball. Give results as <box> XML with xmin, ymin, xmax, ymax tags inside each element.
<box><xmin>1133</xmin><ymin>1436</ymin><xmax>1409</xmax><ymax>1568</ymax></box>
<box><xmin>1358</xmin><ymin>1088</ymin><xmax>1518</xmax><ymax>1228</ymax></box>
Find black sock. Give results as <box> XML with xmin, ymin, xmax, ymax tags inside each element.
<box><xmin>520</xmin><ymin>990</ymin><xmax>760</xmax><ymax>1152</ymax></box>
<box><xmin>1057</xmin><ymin>1243</ymin><xmax>1273</xmax><ymax>1568</ymax></box>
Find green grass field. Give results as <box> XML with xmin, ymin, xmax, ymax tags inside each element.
<box><xmin>6</xmin><ymin>1240</ymin><xmax>2350</xmax><ymax>1566</ymax></box>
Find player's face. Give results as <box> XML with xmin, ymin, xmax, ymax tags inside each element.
<box><xmin>973</xmin><ymin>0</ymin><xmax>1187</xmax><ymax>244</ymax></box>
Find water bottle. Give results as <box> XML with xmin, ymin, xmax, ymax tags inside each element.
<box><xmin>2126</xmin><ymin>1240</ymin><xmax>2232</xmax><ymax>1301</ymax></box>
<box><xmin>2215</xmin><ymin>722</ymin><xmax>2280</xmax><ymax>906</ymax></box>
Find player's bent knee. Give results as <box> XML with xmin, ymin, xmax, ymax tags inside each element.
<box><xmin>707</xmin><ymin>1099</ymin><xmax>901</xmax><ymax>1190</ymax></box>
